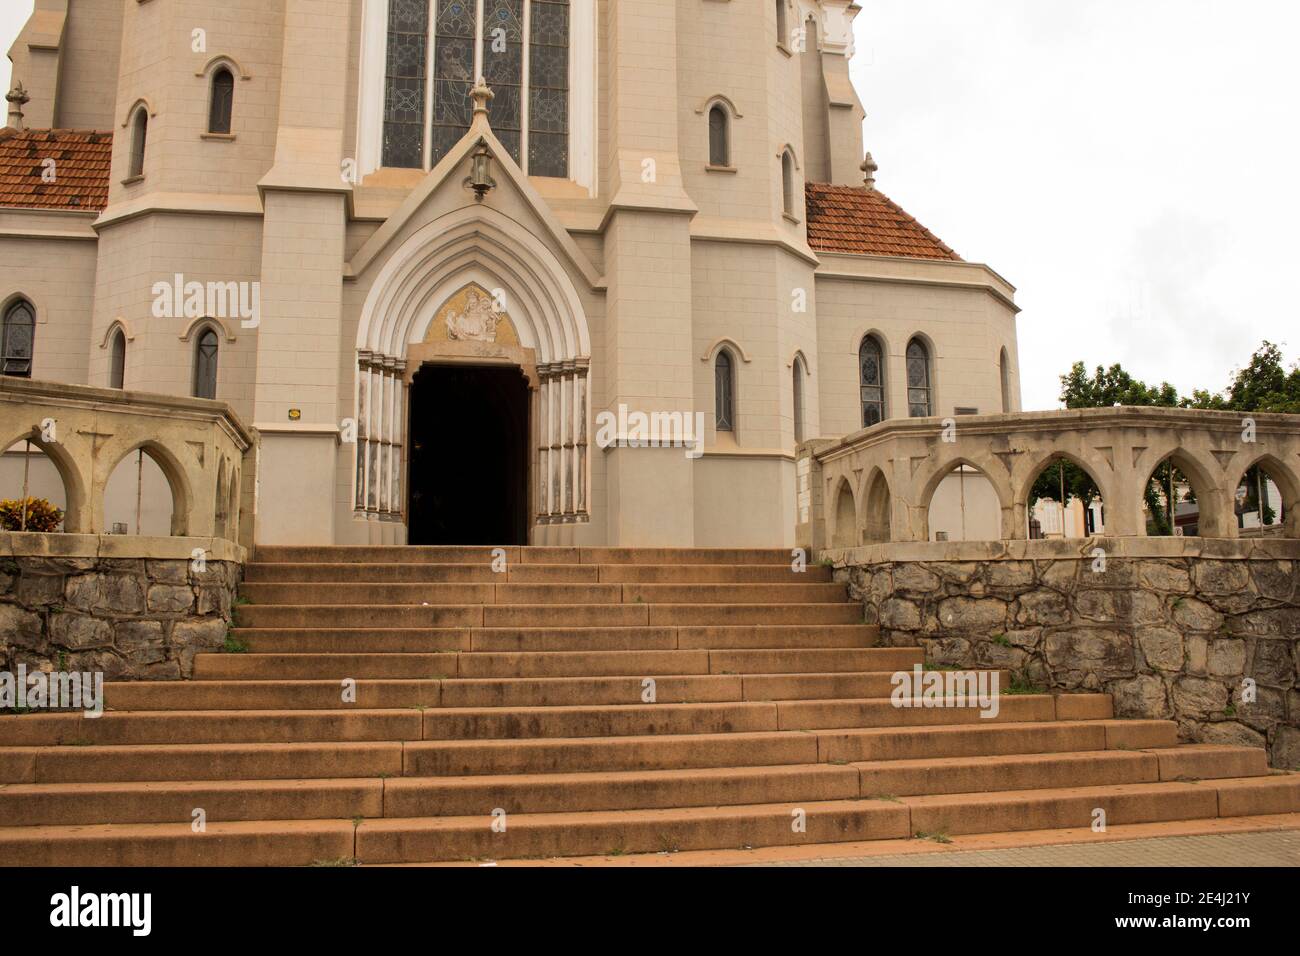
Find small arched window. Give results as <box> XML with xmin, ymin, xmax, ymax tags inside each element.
<box><xmin>781</xmin><ymin>149</ymin><xmax>796</xmax><ymax>217</ymax></box>
<box><xmin>129</xmin><ymin>107</ymin><xmax>148</xmax><ymax>178</ymax></box>
<box><xmin>109</xmin><ymin>328</ymin><xmax>127</xmax><ymax>389</ymax></box>
<box><xmin>859</xmin><ymin>336</ymin><xmax>885</xmax><ymax>427</ymax></box>
<box><xmin>708</xmin><ymin>104</ymin><xmax>729</xmax><ymax>167</ymax></box>
<box><xmin>1</xmin><ymin>298</ymin><xmax>36</xmax><ymax>377</ymax></box>
<box><xmin>906</xmin><ymin>337</ymin><xmax>933</xmax><ymax>417</ymax></box>
<box><xmin>999</xmin><ymin>347</ymin><xmax>1012</xmax><ymax>413</ymax></box>
<box><xmin>775</xmin><ymin>0</ymin><xmax>788</xmax><ymax>47</ymax></box>
<box><xmin>209</xmin><ymin>67</ymin><xmax>235</xmax><ymax>134</ymax></box>
<box><xmin>193</xmin><ymin>328</ymin><xmax>219</xmax><ymax>399</ymax></box>
<box><xmin>715</xmin><ymin>350</ymin><xmax>735</xmax><ymax>432</ymax></box>
<box><xmin>792</xmin><ymin>356</ymin><xmax>805</xmax><ymax>444</ymax></box>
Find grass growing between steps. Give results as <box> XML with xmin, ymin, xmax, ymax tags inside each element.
<box><xmin>915</xmin><ymin>830</ymin><xmax>953</xmax><ymax>844</ymax></box>
<box><xmin>1003</xmin><ymin>672</ymin><xmax>1047</xmax><ymax>695</ymax></box>
<box><xmin>221</xmin><ymin>630</ymin><xmax>250</xmax><ymax>654</ymax></box>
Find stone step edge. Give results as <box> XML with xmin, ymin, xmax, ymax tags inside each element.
<box><xmin>2</xmin><ymin>776</ymin><xmax>1293</xmax><ymax>849</ymax></box>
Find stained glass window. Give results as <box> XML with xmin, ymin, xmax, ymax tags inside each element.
<box><xmin>194</xmin><ymin>329</ymin><xmax>219</xmax><ymax>400</ymax></box>
<box><xmin>793</xmin><ymin>357</ymin><xmax>805</xmax><ymax>443</ymax></box>
<box><xmin>110</xmin><ymin>329</ymin><xmax>126</xmax><ymax>389</ymax></box>
<box><xmin>1</xmin><ymin>299</ymin><xmax>34</xmax><ymax>377</ymax></box>
<box><xmin>431</xmin><ymin>0</ymin><xmax>478</xmax><ymax>164</ymax></box>
<box><xmin>383</xmin><ymin>0</ymin><xmax>568</xmax><ymax>175</ymax></box>
<box><xmin>859</xmin><ymin>336</ymin><xmax>885</xmax><ymax>427</ymax></box>
<box><xmin>528</xmin><ymin>0</ymin><xmax>569</xmax><ymax>177</ymax></box>
<box><xmin>129</xmin><ymin>109</ymin><xmax>147</xmax><ymax>178</ymax></box>
<box><xmin>383</xmin><ymin>0</ymin><xmax>430</xmax><ymax>168</ymax></box>
<box><xmin>906</xmin><ymin>338</ymin><xmax>932</xmax><ymax>418</ymax></box>
<box><xmin>209</xmin><ymin>68</ymin><xmax>234</xmax><ymax>135</ymax></box>
<box><xmin>709</xmin><ymin>105</ymin><xmax>728</xmax><ymax>167</ymax></box>
<box><xmin>715</xmin><ymin>351</ymin><xmax>734</xmax><ymax>432</ymax></box>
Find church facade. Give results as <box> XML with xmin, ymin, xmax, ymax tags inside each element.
<box><xmin>1</xmin><ymin>0</ymin><xmax>1021</xmax><ymax>547</ymax></box>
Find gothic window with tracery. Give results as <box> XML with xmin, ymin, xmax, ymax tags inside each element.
<box><xmin>382</xmin><ymin>0</ymin><xmax>569</xmax><ymax>176</ymax></box>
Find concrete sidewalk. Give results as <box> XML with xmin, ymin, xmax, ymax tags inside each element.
<box><xmin>752</xmin><ymin>829</ymin><xmax>1300</xmax><ymax>866</ymax></box>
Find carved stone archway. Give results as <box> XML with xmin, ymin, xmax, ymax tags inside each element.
<box><xmin>353</xmin><ymin>210</ymin><xmax>594</xmax><ymax>535</ymax></box>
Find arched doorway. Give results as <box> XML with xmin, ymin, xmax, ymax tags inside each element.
<box><xmin>407</xmin><ymin>363</ymin><xmax>530</xmax><ymax>545</ymax></box>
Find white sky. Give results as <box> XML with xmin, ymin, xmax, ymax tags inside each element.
<box><xmin>3</xmin><ymin>1</ymin><xmax>1297</xmax><ymax>411</ymax></box>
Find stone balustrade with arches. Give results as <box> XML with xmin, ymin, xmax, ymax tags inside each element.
<box><xmin>1</xmin><ymin>377</ymin><xmax>256</xmax><ymax>547</ymax></box>
<box><xmin>798</xmin><ymin>406</ymin><xmax>1300</xmax><ymax>550</ymax></box>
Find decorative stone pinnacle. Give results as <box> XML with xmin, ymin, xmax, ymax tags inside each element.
<box><xmin>861</xmin><ymin>152</ymin><xmax>878</xmax><ymax>189</ymax></box>
<box><xmin>6</xmin><ymin>80</ymin><xmax>30</xmax><ymax>131</ymax></box>
<box><xmin>470</xmin><ymin>79</ymin><xmax>494</xmax><ymax>124</ymax></box>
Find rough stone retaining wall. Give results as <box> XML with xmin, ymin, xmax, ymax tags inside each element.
<box><xmin>1</xmin><ymin>534</ymin><xmax>241</xmax><ymax>682</ymax></box>
<box><xmin>829</xmin><ymin>539</ymin><xmax>1300</xmax><ymax>769</ymax></box>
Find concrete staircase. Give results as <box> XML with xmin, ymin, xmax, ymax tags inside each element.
<box><xmin>2</xmin><ymin>546</ymin><xmax>1296</xmax><ymax>866</ymax></box>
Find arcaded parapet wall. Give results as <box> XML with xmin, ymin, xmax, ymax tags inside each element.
<box><xmin>0</xmin><ymin>533</ymin><xmax>240</xmax><ymax>681</ymax></box>
<box><xmin>827</xmin><ymin>537</ymin><xmax>1300</xmax><ymax>769</ymax></box>
<box><xmin>0</xmin><ymin>377</ymin><xmax>257</xmax><ymax>547</ymax></box>
<box><xmin>798</xmin><ymin>406</ymin><xmax>1300</xmax><ymax>548</ymax></box>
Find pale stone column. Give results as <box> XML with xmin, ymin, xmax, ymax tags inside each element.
<box><xmin>601</xmin><ymin>0</ymin><xmax>699</xmax><ymax>545</ymax></box>
<box><xmin>250</xmin><ymin>0</ymin><xmax>354</xmax><ymax>545</ymax></box>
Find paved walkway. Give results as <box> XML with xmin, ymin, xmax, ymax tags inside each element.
<box><xmin>752</xmin><ymin>829</ymin><xmax>1300</xmax><ymax>866</ymax></box>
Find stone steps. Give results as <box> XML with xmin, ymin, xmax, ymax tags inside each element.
<box><xmin>231</xmin><ymin>624</ymin><xmax>879</xmax><ymax>654</ymax></box>
<box><xmin>236</xmin><ymin>582</ymin><xmax>848</xmax><ymax>606</ymax></box>
<box><xmin>4</xmin><ymin>748</ymin><xmax>1272</xmax><ymax>827</ymax></box>
<box><xmin>4</xmin><ymin>776</ymin><xmax>1297</xmax><ymax>866</ymax></box>
<box><xmin>1</xmin><ymin>544</ymin><xmax>1294</xmax><ymax>866</ymax></box>
<box><xmin>101</xmin><ymin>670</ymin><xmax>929</xmax><ymax>711</ymax></box>
<box><xmin>243</xmin><ymin>563</ymin><xmax>832</xmax><ymax>584</ymax></box>
<box><xmin>235</xmin><ymin>602</ymin><xmax>865</xmax><ymax>628</ymax></box>
<box><xmin>192</xmin><ymin>647</ymin><xmax>918</xmax><ymax>680</ymax></box>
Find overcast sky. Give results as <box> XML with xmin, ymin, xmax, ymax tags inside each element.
<box><xmin>3</xmin><ymin>1</ymin><xmax>1296</xmax><ymax>411</ymax></box>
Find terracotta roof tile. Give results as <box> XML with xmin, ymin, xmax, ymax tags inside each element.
<box><xmin>0</xmin><ymin>128</ymin><xmax>113</xmax><ymax>212</ymax></box>
<box><xmin>804</xmin><ymin>182</ymin><xmax>961</xmax><ymax>261</ymax></box>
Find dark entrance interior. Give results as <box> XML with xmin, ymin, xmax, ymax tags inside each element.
<box><xmin>407</xmin><ymin>364</ymin><xmax>530</xmax><ymax>546</ymax></box>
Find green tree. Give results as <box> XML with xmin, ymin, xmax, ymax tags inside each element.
<box><xmin>1043</xmin><ymin>342</ymin><xmax>1298</xmax><ymax>532</ymax></box>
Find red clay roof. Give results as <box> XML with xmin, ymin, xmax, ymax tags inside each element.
<box><xmin>0</xmin><ymin>128</ymin><xmax>113</xmax><ymax>212</ymax></box>
<box><xmin>804</xmin><ymin>182</ymin><xmax>961</xmax><ymax>261</ymax></box>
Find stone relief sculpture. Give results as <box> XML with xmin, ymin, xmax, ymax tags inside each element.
<box><xmin>444</xmin><ymin>288</ymin><xmax>500</xmax><ymax>342</ymax></box>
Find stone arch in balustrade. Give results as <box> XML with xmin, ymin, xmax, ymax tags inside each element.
<box><xmin>1015</xmin><ymin>449</ymin><xmax>1114</xmax><ymax>537</ymax></box>
<box><xmin>861</xmin><ymin>466</ymin><xmax>893</xmax><ymax>543</ymax></box>
<box><xmin>916</xmin><ymin>454</ymin><xmax>1017</xmax><ymax>541</ymax></box>
<box><xmin>1</xmin><ymin>428</ymin><xmax>89</xmax><ymax>533</ymax></box>
<box><xmin>830</xmin><ymin>475</ymin><xmax>858</xmax><ymax>549</ymax></box>
<box><xmin>94</xmin><ymin>438</ymin><xmax>196</xmax><ymax>537</ymax></box>
<box><xmin>1227</xmin><ymin>451</ymin><xmax>1300</xmax><ymax>537</ymax></box>
<box><xmin>1134</xmin><ymin>441</ymin><xmax>1233</xmax><ymax>538</ymax></box>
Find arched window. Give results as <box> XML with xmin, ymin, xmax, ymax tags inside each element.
<box><xmin>781</xmin><ymin>149</ymin><xmax>796</xmax><ymax>217</ymax></box>
<box><xmin>906</xmin><ymin>337</ymin><xmax>933</xmax><ymax>417</ymax></box>
<box><xmin>128</xmin><ymin>107</ymin><xmax>148</xmax><ymax>178</ymax></box>
<box><xmin>775</xmin><ymin>0</ymin><xmax>788</xmax><ymax>47</ymax></box>
<box><xmin>792</xmin><ymin>355</ymin><xmax>805</xmax><ymax>444</ymax></box>
<box><xmin>109</xmin><ymin>328</ymin><xmax>126</xmax><ymax>389</ymax></box>
<box><xmin>1</xmin><ymin>298</ymin><xmax>36</xmax><ymax>377</ymax></box>
<box><xmin>209</xmin><ymin>67</ymin><xmax>235</xmax><ymax>134</ymax></box>
<box><xmin>715</xmin><ymin>350</ymin><xmax>735</xmax><ymax>432</ymax></box>
<box><xmin>859</xmin><ymin>335</ymin><xmax>885</xmax><ymax>427</ymax></box>
<box><xmin>193</xmin><ymin>328</ymin><xmax>219</xmax><ymax>399</ymax></box>
<box><xmin>999</xmin><ymin>347</ymin><xmax>1011</xmax><ymax>412</ymax></box>
<box><xmin>382</xmin><ymin>0</ymin><xmax>570</xmax><ymax>176</ymax></box>
<box><xmin>708</xmin><ymin>104</ymin><xmax>729</xmax><ymax>167</ymax></box>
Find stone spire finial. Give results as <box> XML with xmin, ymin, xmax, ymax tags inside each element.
<box><xmin>470</xmin><ymin>78</ymin><xmax>494</xmax><ymax>126</ymax></box>
<box><xmin>6</xmin><ymin>81</ymin><xmax>30</xmax><ymax>131</ymax></box>
<box><xmin>861</xmin><ymin>152</ymin><xmax>878</xmax><ymax>189</ymax></box>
